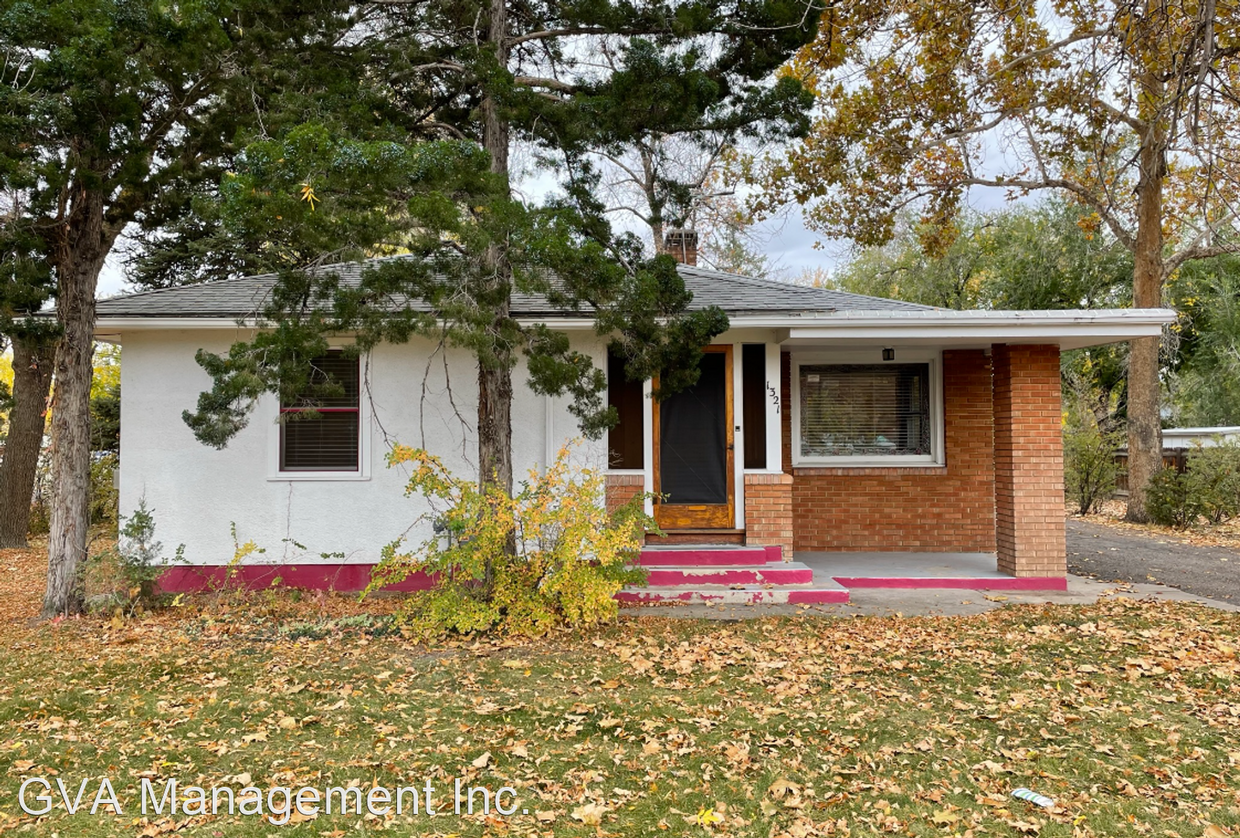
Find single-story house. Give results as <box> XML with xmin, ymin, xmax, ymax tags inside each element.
<box><xmin>97</xmin><ymin>234</ymin><xmax>1175</xmax><ymax>601</ymax></box>
<box><xmin>1113</xmin><ymin>426</ymin><xmax>1240</xmax><ymax>496</ymax></box>
<box><xmin>1158</xmin><ymin>426</ymin><xmax>1240</xmax><ymax>449</ymax></box>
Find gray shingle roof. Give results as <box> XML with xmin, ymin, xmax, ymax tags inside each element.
<box><xmin>94</xmin><ymin>257</ymin><xmax>932</xmax><ymax>319</ymax></box>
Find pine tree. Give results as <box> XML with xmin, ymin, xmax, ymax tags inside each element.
<box><xmin>0</xmin><ymin>0</ymin><xmax>368</xmax><ymax>615</ymax></box>
<box><xmin>169</xmin><ymin>0</ymin><xmax>821</xmax><ymax>528</ymax></box>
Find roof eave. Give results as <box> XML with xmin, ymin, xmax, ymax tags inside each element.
<box><xmin>94</xmin><ymin>307</ymin><xmax>1177</xmax><ymax>352</ymax></box>
<box><xmin>780</xmin><ymin>308</ymin><xmax>1177</xmax><ymax>351</ymax></box>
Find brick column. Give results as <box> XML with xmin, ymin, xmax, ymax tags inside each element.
<box><xmin>744</xmin><ymin>472</ymin><xmax>794</xmax><ymax>561</ymax></box>
<box><xmin>605</xmin><ymin>473</ymin><xmax>644</xmax><ymax>516</ymax></box>
<box><xmin>992</xmin><ymin>344</ymin><xmax>1066</xmax><ymax>577</ymax></box>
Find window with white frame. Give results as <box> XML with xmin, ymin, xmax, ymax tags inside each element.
<box><xmin>795</xmin><ymin>359</ymin><xmax>940</xmax><ymax>464</ymax></box>
<box><xmin>279</xmin><ymin>351</ymin><xmax>361</xmax><ymax>472</ymax></box>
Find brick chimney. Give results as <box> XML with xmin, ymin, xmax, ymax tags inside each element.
<box><xmin>664</xmin><ymin>229</ymin><xmax>698</xmax><ymax>266</ymax></box>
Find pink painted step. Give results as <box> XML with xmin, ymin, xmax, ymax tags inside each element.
<box><xmin>643</xmin><ymin>563</ymin><xmax>813</xmax><ymax>587</ymax></box>
<box><xmin>638</xmin><ymin>545</ymin><xmax>780</xmax><ymax>567</ymax></box>
<box><xmin>617</xmin><ymin>581</ymin><xmax>848</xmax><ymax>605</ymax></box>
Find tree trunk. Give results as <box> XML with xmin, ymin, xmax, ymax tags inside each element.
<box><xmin>477</xmin><ymin>359</ymin><xmax>514</xmax><ymax>495</ymax></box>
<box><xmin>0</xmin><ymin>334</ymin><xmax>54</xmax><ymax>548</ymax></box>
<box><xmin>474</xmin><ymin>0</ymin><xmax>517</xmax><ymax>590</ymax></box>
<box><xmin>43</xmin><ymin>189</ymin><xmax>108</xmax><ymax>618</ymax></box>
<box><xmin>476</xmin><ymin>0</ymin><xmax>514</xmax><ymax>500</ymax></box>
<box><xmin>1124</xmin><ymin>86</ymin><xmax>1168</xmax><ymax>523</ymax></box>
<box><xmin>642</xmin><ymin>144</ymin><xmax>666</xmax><ymax>254</ymax></box>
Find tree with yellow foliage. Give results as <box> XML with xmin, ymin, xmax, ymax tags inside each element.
<box><xmin>752</xmin><ymin>0</ymin><xmax>1240</xmax><ymax>521</ymax></box>
<box><xmin>0</xmin><ymin>333</ymin><xmax>53</xmax><ymax>548</ymax></box>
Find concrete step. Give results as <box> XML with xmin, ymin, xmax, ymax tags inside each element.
<box><xmin>638</xmin><ymin>544</ymin><xmax>779</xmax><ymax>567</ymax></box>
<box><xmin>834</xmin><ymin>575</ymin><xmax>1068</xmax><ymax>591</ymax></box>
<box><xmin>641</xmin><ymin>562</ymin><xmax>814</xmax><ymax>587</ymax></box>
<box><xmin>617</xmin><ymin>580</ymin><xmax>848</xmax><ymax>605</ymax></box>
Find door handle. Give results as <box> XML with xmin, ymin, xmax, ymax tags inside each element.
<box><xmin>727</xmin><ymin>444</ymin><xmax>734</xmax><ymax>451</ymax></box>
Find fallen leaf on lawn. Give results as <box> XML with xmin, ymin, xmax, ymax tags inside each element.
<box><xmin>535</xmin><ymin>810</ymin><xmax>556</xmax><ymax>823</ymax></box>
<box><xmin>242</xmin><ymin>730</ymin><xmax>268</xmax><ymax>744</ymax></box>
<box><xmin>472</xmin><ymin>751</ymin><xmax>492</xmax><ymax>768</ymax></box>
<box><xmin>1203</xmin><ymin>826</ymin><xmax>1231</xmax><ymax>838</ymax></box>
<box><xmin>695</xmin><ymin>807</ymin><xmax>724</xmax><ymax>826</ymax></box>
<box><xmin>932</xmin><ymin>809</ymin><xmax>961</xmax><ymax>826</ymax></box>
<box><xmin>571</xmin><ymin>801</ymin><xmax>608</xmax><ymax>825</ymax></box>
<box><xmin>768</xmin><ymin>778</ymin><xmax>800</xmax><ymax>798</ymax></box>
<box><xmin>501</xmin><ymin>659</ymin><xmax>529</xmax><ymax>669</ymax></box>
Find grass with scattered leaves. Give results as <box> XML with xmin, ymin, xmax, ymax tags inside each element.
<box><xmin>0</xmin><ymin>563</ymin><xmax>1238</xmax><ymax>837</ymax></box>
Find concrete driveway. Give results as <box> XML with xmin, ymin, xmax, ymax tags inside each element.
<box><xmin>1067</xmin><ymin>517</ymin><xmax>1240</xmax><ymax>603</ymax></box>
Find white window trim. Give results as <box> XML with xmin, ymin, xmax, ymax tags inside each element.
<box><xmin>267</xmin><ymin>348</ymin><xmax>373</xmax><ymax>482</ymax></box>
<box><xmin>791</xmin><ymin>349</ymin><xmax>945</xmax><ymax>468</ymax></box>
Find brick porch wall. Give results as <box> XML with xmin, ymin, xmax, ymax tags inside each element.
<box><xmin>744</xmin><ymin>472</ymin><xmax>794</xmax><ymax>560</ymax></box>
<box><xmin>604</xmin><ymin>473</ymin><xmax>644</xmax><ymax>515</ymax></box>
<box><xmin>783</xmin><ymin>349</ymin><xmax>997</xmax><ymax>552</ymax></box>
<box><xmin>992</xmin><ymin>344</ymin><xmax>1066</xmax><ymax>576</ymax></box>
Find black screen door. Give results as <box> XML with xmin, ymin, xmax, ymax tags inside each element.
<box><xmin>654</xmin><ymin>346</ymin><xmax>734</xmax><ymax>529</ymax></box>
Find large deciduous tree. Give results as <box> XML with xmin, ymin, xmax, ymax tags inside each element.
<box><xmin>827</xmin><ymin>201</ymin><xmax>1133</xmax><ymax>311</ymax></box>
<box><xmin>0</xmin><ymin>218</ymin><xmax>57</xmax><ymax>548</ymax></box>
<box><xmin>588</xmin><ymin>132</ymin><xmax>777</xmax><ymax>274</ymax></box>
<box><xmin>824</xmin><ymin>200</ymin><xmax>1135</xmax><ymax>430</ymax></box>
<box><xmin>171</xmin><ymin>0</ymin><xmax>820</xmax><ymax>524</ymax></box>
<box><xmin>0</xmin><ymin>0</ymin><xmax>362</xmax><ymax>616</ymax></box>
<box><xmin>0</xmin><ymin>329</ymin><xmax>54</xmax><ymax>548</ymax></box>
<box><xmin>1167</xmin><ymin>253</ymin><xmax>1240</xmax><ymax>426</ymax></box>
<box><xmin>753</xmin><ymin>0</ymin><xmax>1240</xmax><ymax>520</ymax></box>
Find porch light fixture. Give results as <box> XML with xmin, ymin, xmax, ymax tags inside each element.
<box><xmin>882</xmin><ymin>347</ymin><xmax>895</xmax><ymax>361</ymax></box>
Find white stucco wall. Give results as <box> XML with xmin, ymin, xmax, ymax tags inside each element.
<box><xmin>118</xmin><ymin>329</ymin><xmax>609</xmax><ymax>565</ymax></box>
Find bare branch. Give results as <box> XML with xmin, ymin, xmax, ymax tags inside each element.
<box><xmin>513</xmin><ymin>75</ymin><xmax>577</xmax><ymax>93</ymax></box>
<box><xmin>950</xmin><ymin>176</ymin><xmax>1136</xmax><ymax>250</ymax></box>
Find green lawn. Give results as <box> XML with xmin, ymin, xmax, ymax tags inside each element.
<box><xmin>1</xmin><ymin>597</ymin><xmax>1238</xmax><ymax>836</ymax></box>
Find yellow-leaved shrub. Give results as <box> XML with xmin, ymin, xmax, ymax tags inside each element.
<box><xmin>368</xmin><ymin>442</ymin><xmax>650</xmax><ymax>637</ymax></box>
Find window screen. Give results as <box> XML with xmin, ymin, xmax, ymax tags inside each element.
<box><xmin>280</xmin><ymin>352</ymin><xmax>361</xmax><ymax>471</ymax></box>
<box><xmin>799</xmin><ymin>363</ymin><xmax>931</xmax><ymax>458</ymax></box>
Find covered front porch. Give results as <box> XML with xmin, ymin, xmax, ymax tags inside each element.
<box><xmin>615</xmin><ymin>544</ymin><xmax>1067</xmax><ymax>605</ymax></box>
<box><xmin>801</xmin><ymin>551</ymin><xmax>1068</xmax><ymax>591</ymax></box>
<box><xmin>605</xmin><ymin>309</ymin><xmax>1173</xmax><ymax>604</ymax></box>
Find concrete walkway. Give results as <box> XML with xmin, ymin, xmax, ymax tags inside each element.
<box><xmin>622</xmin><ymin>571</ymin><xmax>1239</xmax><ymax>620</ymax></box>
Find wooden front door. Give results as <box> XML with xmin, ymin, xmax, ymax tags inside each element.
<box><xmin>653</xmin><ymin>345</ymin><xmax>735</xmax><ymax>529</ymax></box>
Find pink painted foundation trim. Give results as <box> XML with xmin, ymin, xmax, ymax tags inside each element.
<box><xmin>833</xmin><ymin>576</ymin><xmax>1068</xmax><ymax>592</ymax></box>
<box><xmin>157</xmin><ymin>564</ymin><xmax>437</xmax><ymax>594</ymax></box>
<box><xmin>787</xmin><ymin>589</ymin><xmax>850</xmax><ymax>604</ymax></box>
